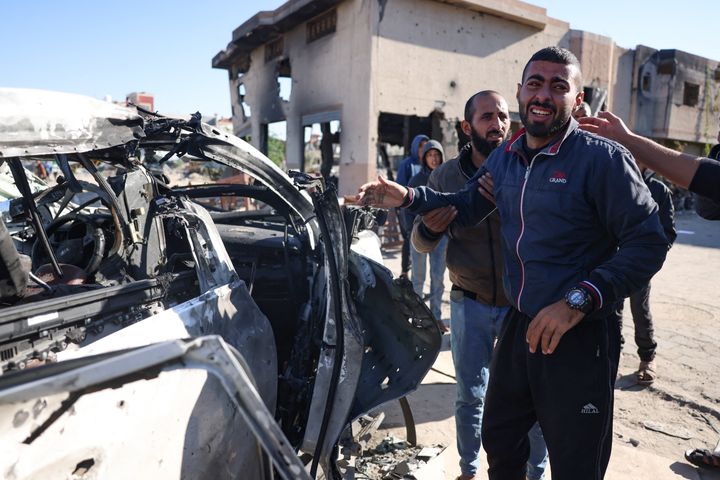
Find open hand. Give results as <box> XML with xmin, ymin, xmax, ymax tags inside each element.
<box><xmin>356</xmin><ymin>176</ymin><xmax>408</xmax><ymax>208</ymax></box>
<box><xmin>477</xmin><ymin>172</ymin><xmax>495</xmax><ymax>204</ymax></box>
<box><xmin>526</xmin><ymin>299</ymin><xmax>585</xmax><ymax>354</ymax></box>
<box><xmin>578</xmin><ymin>111</ymin><xmax>632</xmax><ymax>144</ymax></box>
<box><xmin>422</xmin><ymin>206</ymin><xmax>456</xmax><ymax>234</ymax></box>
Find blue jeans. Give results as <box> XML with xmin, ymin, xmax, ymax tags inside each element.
<box><xmin>411</xmin><ymin>236</ymin><xmax>447</xmax><ymax>320</ymax></box>
<box><xmin>450</xmin><ymin>292</ymin><xmax>548</xmax><ymax>479</ymax></box>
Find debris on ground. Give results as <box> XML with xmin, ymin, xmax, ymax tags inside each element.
<box><xmin>642</xmin><ymin>420</ymin><xmax>693</xmax><ymax>440</ymax></box>
<box><xmin>349</xmin><ymin>436</ymin><xmax>446</xmax><ymax>479</ymax></box>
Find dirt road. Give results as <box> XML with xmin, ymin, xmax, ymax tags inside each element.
<box><xmin>375</xmin><ymin>211</ymin><xmax>720</xmax><ymax>479</ymax></box>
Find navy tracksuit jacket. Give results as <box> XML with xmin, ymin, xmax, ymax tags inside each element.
<box><xmin>405</xmin><ymin>119</ymin><xmax>668</xmax><ymax>479</ymax></box>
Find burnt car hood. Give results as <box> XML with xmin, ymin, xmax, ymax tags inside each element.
<box><xmin>0</xmin><ymin>88</ymin><xmax>314</xmax><ymax>223</ymax></box>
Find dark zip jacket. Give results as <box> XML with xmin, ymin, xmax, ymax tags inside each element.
<box><xmin>404</xmin><ymin>119</ymin><xmax>668</xmax><ymax>318</ymax></box>
<box><xmin>692</xmin><ymin>144</ymin><xmax>720</xmax><ymax>217</ymax></box>
<box><xmin>411</xmin><ymin>144</ymin><xmax>508</xmax><ymax>306</ymax></box>
<box><xmin>643</xmin><ymin>170</ymin><xmax>676</xmax><ymax>247</ymax></box>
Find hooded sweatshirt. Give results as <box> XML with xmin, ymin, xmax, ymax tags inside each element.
<box><xmin>411</xmin><ymin>143</ymin><xmax>508</xmax><ymax>306</ymax></box>
<box><xmin>396</xmin><ymin>134</ymin><xmax>429</xmax><ymax>186</ymax></box>
<box><xmin>404</xmin><ymin>140</ymin><xmax>444</xmax><ymax>228</ymax></box>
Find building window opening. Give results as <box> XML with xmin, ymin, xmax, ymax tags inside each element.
<box><xmin>277</xmin><ymin>58</ymin><xmax>292</xmax><ymax>102</ymax></box>
<box><xmin>303</xmin><ymin>121</ymin><xmax>340</xmax><ymax>183</ymax></box>
<box><xmin>237</xmin><ymin>83</ymin><xmax>251</xmax><ymax>119</ymax></box>
<box><xmin>307</xmin><ymin>9</ymin><xmax>337</xmax><ymax>43</ymax></box>
<box><xmin>641</xmin><ymin>73</ymin><xmax>652</xmax><ymax>92</ymax></box>
<box><xmin>683</xmin><ymin>82</ymin><xmax>700</xmax><ymax>106</ymax></box>
<box><xmin>265</xmin><ymin>37</ymin><xmax>283</xmax><ymax>63</ymax></box>
<box><xmin>657</xmin><ymin>60</ymin><xmax>675</xmax><ymax>75</ymax></box>
<box><xmin>267</xmin><ymin>121</ymin><xmax>287</xmax><ymax>168</ymax></box>
<box><xmin>377</xmin><ymin>112</ymin><xmax>432</xmax><ymax>177</ymax></box>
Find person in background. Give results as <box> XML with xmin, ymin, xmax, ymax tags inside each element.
<box><xmin>694</xmin><ymin>124</ymin><xmax>720</xmax><ymax>220</ymax></box>
<box><xmin>406</xmin><ymin>139</ymin><xmax>448</xmax><ymax>327</ymax></box>
<box><xmin>612</xmin><ymin>159</ymin><xmax>676</xmax><ymax>385</ymax></box>
<box><xmin>579</xmin><ymin>113</ymin><xmax>720</xmax><ymax>470</ymax></box>
<box><xmin>396</xmin><ymin>134</ymin><xmax>429</xmax><ymax>278</ymax></box>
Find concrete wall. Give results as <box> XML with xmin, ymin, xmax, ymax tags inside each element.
<box><xmin>611</xmin><ymin>46</ymin><xmax>634</xmax><ymax>123</ymax></box>
<box><xmin>568</xmin><ymin>30</ymin><xmax>615</xmax><ymax>96</ymax></box>
<box><xmin>373</xmin><ymin>0</ymin><xmax>569</xmax><ymax>129</ymax></box>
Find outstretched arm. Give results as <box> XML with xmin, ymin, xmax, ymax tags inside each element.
<box><xmin>579</xmin><ymin>111</ymin><xmax>700</xmax><ymax>189</ymax></box>
<box><xmin>356</xmin><ymin>176</ymin><xmax>408</xmax><ymax>208</ymax></box>
<box><xmin>357</xmin><ymin>170</ymin><xmax>496</xmax><ymax>227</ymax></box>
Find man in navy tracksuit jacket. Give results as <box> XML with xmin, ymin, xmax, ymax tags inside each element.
<box><xmin>358</xmin><ymin>47</ymin><xmax>668</xmax><ymax>479</ymax></box>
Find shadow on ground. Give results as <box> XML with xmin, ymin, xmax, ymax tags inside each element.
<box><xmin>673</xmin><ymin>213</ymin><xmax>720</xmax><ymax>249</ymax></box>
<box><xmin>671</xmin><ymin>461</ymin><xmax>720</xmax><ymax>480</ymax></box>
<box><xmin>379</xmin><ymin>382</ymin><xmax>456</xmax><ymax>428</ymax></box>
<box><xmin>615</xmin><ymin>372</ymin><xmax>648</xmax><ymax>392</ymax></box>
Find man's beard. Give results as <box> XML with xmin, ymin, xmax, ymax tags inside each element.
<box><xmin>470</xmin><ymin>128</ymin><xmax>504</xmax><ymax>157</ymax></box>
<box><xmin>519</xmin><ymin>101</ymin><xmax>568</xmax><ymax>138</ymax></box>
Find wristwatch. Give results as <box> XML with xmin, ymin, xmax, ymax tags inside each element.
<box><xmin>565</xmin><ymin>286</ymin><xmax>594</xmax><ymax>314</ymax></box>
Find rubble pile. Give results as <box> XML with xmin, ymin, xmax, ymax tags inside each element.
<box><xmin>348</xmin><ymin>436</ymin><xmax>444</xmax><ymax>479</ymax></box>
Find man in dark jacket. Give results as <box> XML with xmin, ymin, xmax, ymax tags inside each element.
<box><xmin>396</xmin><ymin>134</ymin><xmax>429</xmax><ymax>278</ymax></box>
<box><xmin>579</xmin><ymin>115</ymin><xmax>720</xmax><ymax>470</ymax></box>
<box><xmin>411</xmin><ymin>91</ymin><xmax>547</xmax><ymax>480</ymax></box>
<box><xmin>613</xmin><ymin>163</ymin><xmax>676</xmax><ymax>385</ymax></box>
<box><xmin>358</xmin><ymin>47</ymin><xmax>668</xmax><ymax>479</ymax></box>
<box><xmin>695</xmin><ymin>138</ymin><xmax>720</xmax><ymax>220</ymax></box>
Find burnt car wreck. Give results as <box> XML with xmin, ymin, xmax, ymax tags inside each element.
<box><xmin>0</xmin><ymin>89</ymin><xmax>441</xmax><ymax>479</ymax></box>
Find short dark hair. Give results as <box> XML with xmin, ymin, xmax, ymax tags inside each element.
<box><xmin>464</xmin><ymin>90</ymin><xmax>502</xmax><ymax>123</ymax></box>
<box><xmin>521</xmin><ymin>46</ymin><xmax>582</xmax><ymax>87</ymax></box>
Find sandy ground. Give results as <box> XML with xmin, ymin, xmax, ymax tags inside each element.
<box><xmin>373</xmin><ymin>211</ymin><xmax>720</xmax><ymax>480</ymax></box>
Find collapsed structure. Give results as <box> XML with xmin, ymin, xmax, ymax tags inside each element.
<box><xmin>213</xmin><ymin>0</ymin><xmax>720</xmax><ymax>195</ymax></box>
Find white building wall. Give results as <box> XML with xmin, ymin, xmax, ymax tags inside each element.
<box><xmin>373</xmin><ymin>0</ymin><xmax>570</xmax><ymax>121</ymax></box>
<box><xmin>611</xmin><ymin>46</ymin><xmax>634</xmax><ymax>123</ymax></box>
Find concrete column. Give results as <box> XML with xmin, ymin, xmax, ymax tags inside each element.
<box><xmin>285</xmin><ymin>111</ymin><xmax>303</xmax><ymax>170</ymax></box>
<box><xmin>337</xmin><ymin>0</ymin><xmax>378</xmax><ymax>196</ymax></box>
<box><xmin>338</xmin><ymin>107</ymin><xmax>376</xmax><ymax>196</ymax></box>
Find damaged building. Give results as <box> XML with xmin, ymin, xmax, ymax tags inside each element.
<box><xmin>626</xmin><ymin>46</ymin><xmax>720</xmax><ymax>155</ymax></box>
<box><xmin>212</xmin><ymin>0</ymin><xmax>720</xmax><ymax>195</ymax></box>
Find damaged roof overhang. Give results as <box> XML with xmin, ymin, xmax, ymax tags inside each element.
<box><xmin>212</xmin><ymin>0</ymin><xmax>344</xmax><ymax>72</ymax></box>
<box><xmin>436</xmin><ymin>0</ymin><xmax>548</xmax><ymax>30</ymax></box>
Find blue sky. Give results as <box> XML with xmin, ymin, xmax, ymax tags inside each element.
<box><xmin>1</xmin><ymin>0</ymin><xmax>716</xmax><ymax>119</ymax></box>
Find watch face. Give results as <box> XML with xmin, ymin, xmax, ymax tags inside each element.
<box><xmin>568</xmin><ymin>289</ymin><xmax>585</xmax><ymax>306</ymax></box>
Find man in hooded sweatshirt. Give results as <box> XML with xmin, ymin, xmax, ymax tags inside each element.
<box><xmin>396</xmin><ymin>134</ymin><xmax>429</xmax><ymax>278</ymax></box>
<box><xmin>406</xmin><ymin>139</ymin><xmax>448</xmax><ymax>324</ymax></box>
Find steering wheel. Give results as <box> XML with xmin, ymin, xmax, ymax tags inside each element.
<box><xmin>32</xmin><ymin>214</ymin><xmax>107</xmax><ymax>275</ymax></box>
